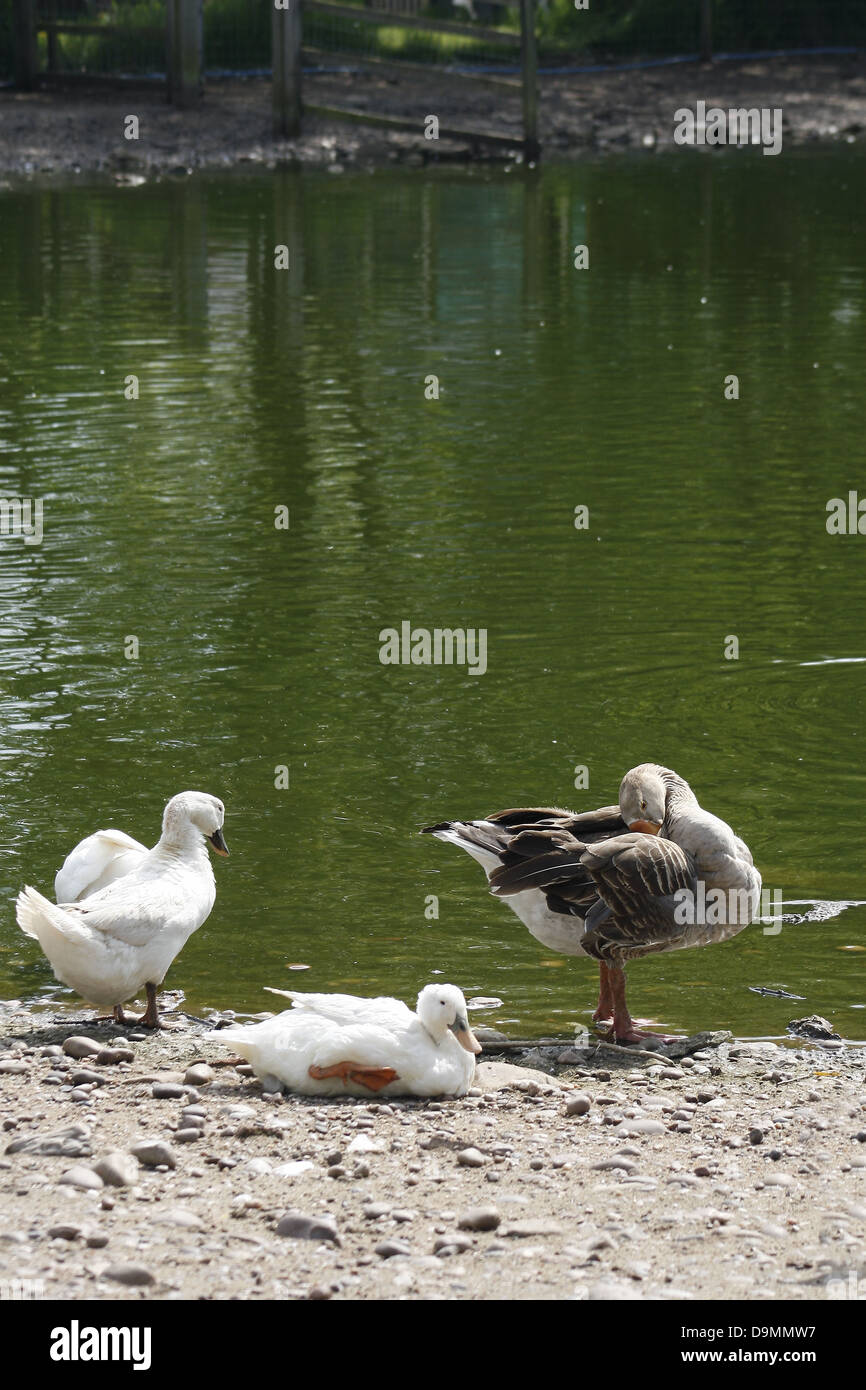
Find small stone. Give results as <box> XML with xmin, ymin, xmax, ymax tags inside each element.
<box><xmin>48</xmin><ymin>1223</ymin><xmax>82</xmax><ymax>1241</ymax></box>
<box><xmin>59</xmin><ymin>1165</ymin><xmax>103</xmax><ymax>1191</ymax></box>
<box><xmin>529</xmin><ymin>1159</ymin><xmax>544</xmax><ymax>1171</ymax></box>
<box><xmin>276</xmin><ymin>1211</ymin><xmax>341</xmax><ymax>1245</ymax></box>
<box><xmin>153</xmin><ymin>1207</ymin><xmax>203</xmax><ymax>1230</ymax></box>
<box><xmin>152</xmin><ymin>1083</ymin><xmax>187</xmax><ymax>1100</ymax></box>
<box><xmin>591</xmin><ymin>1158</ymin><xmax>636</xmax><ymax>1173</ymax></box>
<box><xmin>327</xmin><ymin>1165</ymin><xmax>347</xmax><ymax>1179</ymax></box>
<box><xmin>184</xmin><ymin>1064</ymin><xmax>214</xmax><ymax>1087</ymax></box>
<box><xmin>566</xmin><ymin>1092</ymin><xmax>592</xmax><ymax>1116</ymax></box>
<box><xmin>0</xmin><ymin>1061</ymin><xmax>28</xmax><ymax>1075</ymax></box>
<box><xmin>458</xmin><ymin>1206</ymin><xmax>501</xmax><ymax>1232</ymax></box>
<box><xmin>376</xmin><ymin>1239</ymin><xmax>411</xmax><ymax>1258</ymax></box>
<box><xmin>749</xmin><ymin>1128</ymin><xmax>764</xmax><ymax>1145</ymax></box>
<box><xmin>615</xmin><ymin>1119</ymin><xmax>665</xmax><ymax>1137</ymax></box>
<box><xmin>325</xmin><ymin>1150</ymin><xmax>343</xmax><ymax>1166</ymax></box>
<box><xmin>174</xmin><ymin>1128</ymin><xmax>201</xmax><ymax>1143</ymax></box>
<box><xmin>433</xmin><ymin>1232</ymin><xmax>473</xmax><ymax>1254</ymax></box>
<box><xmin>96</xmin><ymin>1047</ymin><xmax>135</xmax><ymax>1065</ymax></box>
<box><xmin>346</xmin><ymin>1134</ymin><xmax>383</xmax><ymax>1155</ymax></box>
<box><xmin>93</xmin><ymin>1152</ymin><xmax>139</xmax><ymax>1187</ymax></box>
<box><xmin>502</xmin><ymin>1220</ymin><xmax>564</xmax><ymax>1238</ymax></box>
<box><xmin>457</xmin><ymin>1147</ymin><xmax>486</xmax><ymax>1168</ymax></box>
<box><xmin>40</xmin><ymin>1045</ymin><xmax>63</xmax><ymax>1058</ymax></box>
<box><xmin>308</xmin><ymin>1285</ymin><xmax>332</xmax><ymax>1300</ymax></box>
<box><xmin>86</xmin><ymin>1232</ymin><xmax>110</xmax><ymax>1248</ymax></box>
<box><xmin>104</xmin><ymin>1264</ymin><xmax>155</xmax><ymax>1287</ymax></box>
<box><xmin>62</xmin><ymin>1037</ymin><xmax>102</xmax><ymax>1059</ymax></box>
<box><xmin>362</xmin><ymin>1202</ymin><xmax>391</xmax><ymax>1220</ymax></box>
<box><xmin>70</xmin><ymin>1069</ymin><xmax>108</xmax><ymax>1087</ymax></box>
<box><xmin>5</xmin><ymin>1124</ymin><xmax>91</xmax><ymax>1158</ymax></box>
<box><xmin>130</xmin><ymin>1140</ymin><xmax>177</xmax><ymax>1169</ymax></box>
<box><xmin>763</xmin><ymin>1173</ymin><xmax>794</xmax><ymax>1187</ymax></box>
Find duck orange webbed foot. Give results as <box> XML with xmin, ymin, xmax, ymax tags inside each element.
<box><xmin>308</xmin><ymin>1062</ymin><xmax>399</xmax><ymax>1092</ymax></box>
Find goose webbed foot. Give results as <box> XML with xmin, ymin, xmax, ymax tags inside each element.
<box><xmin>606</xmin><ymin>965</ymin><xmax>677</xmax><ymax>1045</ymax></box>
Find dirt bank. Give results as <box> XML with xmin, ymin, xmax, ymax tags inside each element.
<box><xmin>1</xmin><ymin>1000</ymin><xmax>865</xmax><ymax>1302</ymax></box>
<box><xmin>0</xmin><ymin>54</ymin><xmax>864</xmax><ymax>177</ymax></box>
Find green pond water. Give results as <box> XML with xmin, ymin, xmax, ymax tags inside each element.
<box><xmin>0</xmin><ymin>152</ymin><xmax>864</xmax><ymax>1042</ymax></box>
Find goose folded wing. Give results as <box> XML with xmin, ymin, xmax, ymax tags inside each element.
<box><xmin>579</xmin><ymin>833</ymin><xmax>698</xmax><ymax>960</ymax></box>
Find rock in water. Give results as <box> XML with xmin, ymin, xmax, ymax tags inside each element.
<box><xmin>787</xmin><ymin>1015</ymin><xmax>840</xmax><ymax>1041</ymax></box>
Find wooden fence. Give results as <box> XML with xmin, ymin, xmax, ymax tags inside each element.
<box><xmin>10</xmin><ymin>0</ymin><xmax>717</xmax><ymax>160</ymax></box>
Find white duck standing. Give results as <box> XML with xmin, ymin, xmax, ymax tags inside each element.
<box><xmin>216</xmin><ymin>983</ymin><xmax>482</xmax><ymax>1097</ymax></box>
<box><xmin>16</xmin><ymin>791</ymin><xmax>229</xmax><ymax>1027</ymax></box>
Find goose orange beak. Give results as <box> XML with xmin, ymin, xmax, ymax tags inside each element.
<box><xmin>628</xmin><ymin>820</ymin><xmax>662</xmax><ymax>836</ymax></box>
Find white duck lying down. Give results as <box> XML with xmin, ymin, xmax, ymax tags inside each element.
<box><xmin>424</xmin><ymin>763</ymin><xmax>761</xmax><ymax>1045</ymax></box>
<box><xmin>216</xmin><ymin>983</ymin><xmax>482</xmax><ymax>1097</ymax></box>
<box><xmin>16</xmin><ymin>791</ymin><xmax>229</xmax><ymax>1028</ymax></box>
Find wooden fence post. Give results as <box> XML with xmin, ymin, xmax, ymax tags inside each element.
<box><xmin>12</xmin><ymin>0</ymin><xmax>38</xmax><ymax>90</ymax></box>
<box><xmin>167</xmin><ymin>0</ymin><xmax>203</xmax><ymax>108</ymax></box>
<box><xmin>519</xmin><ymin>0</ymin><xmax>539</xmax><ymax>161</ymax></box>
<box><xmin>273</xmin><ymin>0</ymin><xmax>303</xmax><ymax>138</ymax></box>
<box><xmin>699</xmin><ymin>0</ymin><xmax>713</xmax><ymax>63</ymax></box>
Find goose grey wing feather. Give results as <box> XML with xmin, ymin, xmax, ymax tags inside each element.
<box><xmin>579</xmin><ymin>833</ymin><xmax>699</xmax><ymax>962</ymax></box>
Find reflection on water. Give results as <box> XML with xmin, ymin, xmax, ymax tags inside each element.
<box><xmin>0</xmin><ymin>152</ymin><xmax>864</xmax><ymax>1038</ymax></box>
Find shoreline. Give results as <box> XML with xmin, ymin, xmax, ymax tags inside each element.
<box><xmin>2</xmin><ymin>1002</ymin><xmax>864</xmax><ymax>1301</ymax></box>
<box><xmin>1</xmin><ymin>56</ymin><xmax>864</xmax><ymax>178</ymax></box>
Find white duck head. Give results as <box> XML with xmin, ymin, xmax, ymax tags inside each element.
<box><xmin>160</xmin><ymin>791</ymin><xmax>229</xmax><ymax>858</ymax></box>
<box><xmin>416</xmin><ymin>983</ymin><xmax>482</xmax><ymax>1054</ymax></box>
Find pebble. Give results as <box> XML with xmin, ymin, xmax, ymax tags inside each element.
<box><xmin>433</xmin><ymin>1233</ymin><xmax>473</xmax><ymax>1254</ymax></box>
<box><xmin>104</xmin><ymin>1264</ymin><xmax>155</xmax><ymax>1287</ymax></box>
<box><xmin>615</xmin><ymin>1119</ymin><xmax>665</xmax><ymax>1137</ymax></box>
<box><xmin>5</xmin><ymin>1124</ymin><xmax>91</xmax><ymax>1158</ymax></box>
<box><xmin>749</xmin><ymin>1128</ymin><xmax>764</xmax><ymax>1145</ymax></box>
<box><xmin>502</xmin><ymin>1220</ymin><xmax>564</xmax><ymax>1238</ymax></box>
<box><xmin>86</xmin><ymin>1232</ymin><xmax>110</xmax><ymax>1248</ymax></box>
<box><xmin>0</xmin><ymin>1061</ymin><xmax>29</xmax><ymax>1075</ymax></box>
<box><xmin>71</xmin><ymin>1069</ymin><xmax>108</xmax><ymax>1087</ymax></box>
<box><xmin>174</xmin><ymin>1128</ymin><xmax>201</xmax><ymax>1143</ymax></box>
<box><xmin>152</xmin><ymin>1083</ymin><xmax>187</xmax><ymax>1100</ymax></box>
<box><xmin>376</xmin><ymin>1239</ymin><xmax>411</xmax><ymax>1258</ymax></box>
<box><xmin>96</xmin><ymin>1047</ymin><xmax>135</xmax><ymax>1066</ymax></box>
<box><xmin>93</xmin><ymin>1152</ymin><xmax>139</xmax><ymax>1187</ymax></box>
<box><xmin>458</xmin><ymin>1206</ymin><xmax>501</xmax><ymax>1232</ymax></box>
<box><xmin>763</xmin><ymin>1173</ymin><xmax>794</xmax><ymax>1187</ymax></box>
<box><xmin>48</xmin><ymin>1223</ymin><xmax>82</xmax><ymax>1241</ymax></box>
<box><xmin>327</xmin><ymin>1165</ymin><xmax>347</xmax><ymax>1179</ymax></box>
<box><xmin>566</xmin><ymin>1092</ymin><xmax>592</xmax><ymax>1116</ymax></box>
<box><xmin>457</xmin><ymin>1147</ymin><xmax>486</xmax><ymax>1167</ymax></box>
<box><xmin>153</xmin><ymin>1207</ymin><xmax>203</xmax><ymax>1230</ymax></box>
<box><xmin>40</xmin><ymin>1045</ymin><xmax>63</xmax><ymax>1059</ymax></box>
<box><xmin>183</xmin><ymin>1064</ymin><xmax>214</xmax><ymax>1087</ymax></box>
<box><xmin>130</xmin><ymin>1140</ymin><xmax>177</xmax><ymax>1169</ymax></box>
<box><xmin>275</xmin><ymin>1211</ymin><xmax>341</xmax><ymax>1246</ymax></box>
<box><xmin>59</xmin><ymin>1164</ymin><xmax>103</xmax><ymax>1191</ymax></box>
<box><xmin>62</xmin><ymin>1037</ymin><xmax>102</xmax><ymax>1059</ymax></box>
<box><xmin>362</xmin><ymin>1202</ymin><xmax>391</xmax><ymax>1220</ymax></box>
<box><xmin>308</xmin><ymin>1285</ymin><xmax>332</xmax><ymax>1300</ymax></box>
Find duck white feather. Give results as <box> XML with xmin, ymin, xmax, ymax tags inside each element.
<box><xmin>216</xmin><ymin>983</ymin><xmax>481</xmax><ymax>1097</ymax></box>
<box><xmin>17</xmin><ymin>791</ymin><xmax>228</xmax><ymax>1021</ymax></box>
<box><xmin>55</xmin><ymin>828</ymin><xmax>149</xmax><ymax>904</ymax></box>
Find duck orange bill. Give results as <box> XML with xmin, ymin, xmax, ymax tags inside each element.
<box><xmin>208</xmin><ymin>828</ymin><xmax>230</xmax><ymax>856</ymax></box>
<box><xmin>628</xmin><ymin>820</ymin><xmax>662</xmax><ymax>836</ymax></box>
<box><xmin>451</xmin><ymin>1019</ymin><xmax>483</xmax><ymax>1054</ymax></box>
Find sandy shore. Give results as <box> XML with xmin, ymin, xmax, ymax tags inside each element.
<box><xmin>0</xmin><ymin>55</ymin><xmax>864</xmax><ymax>177</ymax></box>
<box><xmin>1</xmin><ymin>1000</ymin><xmax>864</xmax><ymax>1302</ymax></box>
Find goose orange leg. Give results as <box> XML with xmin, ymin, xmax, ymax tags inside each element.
<box><xmin>608</xmin><ymin>966</ymin><xmax>677</xmax><ymax>1045</ymax></box>
<box><xmin>308</xmin><ymin>1062</ymin><xmax>398</xmax><ymax>1092</ymax></box>
<box><xmin>592</xmin><ymin>962</ymin><xmax>616</xmax><ymax>1028</ymax></box>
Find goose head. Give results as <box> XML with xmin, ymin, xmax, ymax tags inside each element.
<box><xmin>619</xmin><ymin>764</ymin><xmax>669</xmax><ymax>835</ymax></box>
<box><xmin>416</xmin><ymin>983</ymin><xmax>482</xmax><ymax>1054</ymax></box>
<box><xmin>161</xmin><ymin>791</ymin><xmax>229</xmax><ymax>857</ymax></box>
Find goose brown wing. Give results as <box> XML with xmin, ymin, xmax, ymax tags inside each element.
<box><xmin>486</xmin><ymin>805</ymin><xmax>627</xmax><ymax>918</ymax></box>
<box><xmin>579</xmin><ymin>833</ymin><xmax>698</xmax><ymax>962</ymax></box>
